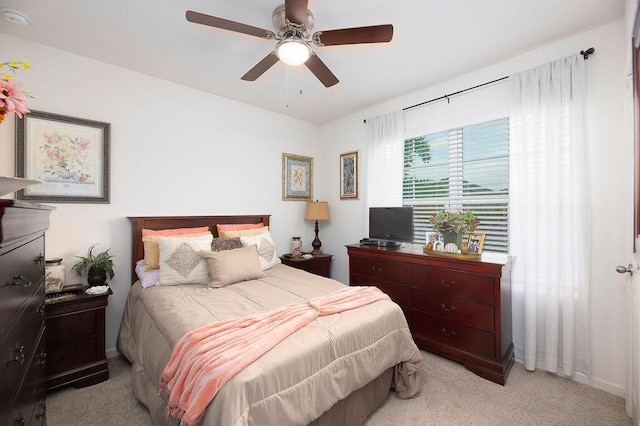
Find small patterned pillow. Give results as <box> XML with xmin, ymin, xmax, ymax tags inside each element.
<box><xmin>210</xmin><ymin>237</ymin><xmax>243</xmax><ymax>252</ymax></box>
<box><xmin>157</xmin><ymin>234</ymin><xmax>213</xmax><ymax>285</ymax></box>
<box><xmin>240</xmin><ymin>231</ymin><xmax>281</xmax><ymax>270</ymax></box>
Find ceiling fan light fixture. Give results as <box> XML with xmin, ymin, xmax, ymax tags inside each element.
<box><xmin>276</xmin><ymin>38</ymin><xmax>311</xmax><ymax>66</ymax></box>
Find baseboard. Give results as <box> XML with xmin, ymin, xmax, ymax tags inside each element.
<box><xmin>106</xmin><ymin>347</ymin><xmax>120</xmax><ymax>359</ymax></box>
<box><xmin>514</xmin><ymin>358</ymin><xmax>626</xmax><ymax>397</ymax></box>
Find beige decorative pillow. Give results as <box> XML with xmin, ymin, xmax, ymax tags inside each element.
<box><xmin>142</xmin><ymin>231</ymin><xmax>211</xmax><ymax>270</ymax></box>
<box><xmin>218</xmin><ymin>226</ymin><xmax>268</xmax><ymax>239</ymax></box>
<box><xmin>157</xmin><ymin>234</ymin><xmax>213</xmax><ymax>285</ymax></box>
<box><xmin>201</xmin><ymin>246</ymin><xmax>264</xmax><ymax>288</ymax></box>
<box><xmin>240</xmin><ymin>231</ymin><xmax>281</xmax><ymax>270</ymax></box>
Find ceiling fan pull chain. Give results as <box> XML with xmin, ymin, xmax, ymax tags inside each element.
<box><xmin>286</xmin><ymin>66</ymin><xmax>290</xmax><ymax>108</ymax></box>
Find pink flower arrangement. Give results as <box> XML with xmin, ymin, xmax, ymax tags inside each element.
<box><xmin>0</xmin><ymin>60</ymin><xmax>32</xmax><ymax>123</ymax></box>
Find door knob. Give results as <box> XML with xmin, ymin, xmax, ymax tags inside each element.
<box><xmin>615</xmin><ymin>264</ymin><xmax>634</xmax><ymax>275</ymax></box>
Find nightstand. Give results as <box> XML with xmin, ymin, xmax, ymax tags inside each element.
<box><xmin>44</xmin><ymin>286</ymin><xmax>112</xmax><ymax>390</ymax></box>
<box><xmin>280</xmin><ymin>253</ymin><xmax>333</xmax><ymax>278</ymax></box>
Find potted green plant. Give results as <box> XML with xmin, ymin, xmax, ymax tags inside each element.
<box><xmin>429</xmin><ymin>210</ymin><xmax>479</xmax><ymax>247</ymax></box>
<box><xmin>71</xmin><ymin>244</ymin><xmax>115</xmax><ymax>287</ymax></box>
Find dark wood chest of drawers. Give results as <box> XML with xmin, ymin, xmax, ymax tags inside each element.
<box><xmin>44</xmin><ymin>287</ymin><xmax>111</xmax><ymax>390</ymax></box>
<box><xmin>0</xmin><ymin>199</ymin><xmax>53</xmax><ymax>426</ymax></box>
<box><xmin>347</xmin><ymin>244</ymin><xmax>514</xmax><ymax>385</ymax></box>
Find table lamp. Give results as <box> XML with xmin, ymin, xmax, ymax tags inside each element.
<box><xmin>305</xmin><ymin>201</ymin><xmax>330</xmax><ymax>256</ymax></box>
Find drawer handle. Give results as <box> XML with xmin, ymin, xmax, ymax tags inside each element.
<box><xmin>36</xmin><ymin>303</ymin><xmax>46</xmax><ymax>317</ymax></box>
<box><xmin>9</xmin><ymin>344</ymin><xmax>25</xmax><ymax>365</ymax></box>
<box><xmin>46</xmin><ymin>327</ymin><xmax>64</xmax><ymax>338</ymax></box>
<box><xmin>441</xmin><ymin>327</ymin><xmax>457</xmax><ymax>337</ymax></box>
<box><xmin>36</xmin><ymin>350</ymin><xmax>47</xmax><ymax>367</ymax></box>
<box><xmin>16</xmin><ymin>415</ymin><xmax>25</xmax><ymax>426</ymax></box>
<box><xmin>48</xmin><ymin>354</ymin><xmax>64</xmax><ymax>367</ymax></box>
<box><xmin>371</xmin><ymin>266</ymin><xmax>383</xmax><ymax>272</ymax></box>
<box><xmin>10</xmin><ymin>275</ymin><xmax>32</xmax><ymax>288</ymax></box>
<box><xmin>36</xmin><ymin>401</ymin><xmax>46</xmax><ymax>419</ymax></box>
<box><xmin>35</xmin><ymin>253</ymin><xmax>45</xmax><ymax>265</ymax></box>
<box><xmin>440</xmin><ymin>302</ymin><xmax>456</xmax><ymax>312</ymax></box>
<box><xmin>440</xmin><ymin>278</ymin><xmax>456</xmax><ymax>287</ymax></box>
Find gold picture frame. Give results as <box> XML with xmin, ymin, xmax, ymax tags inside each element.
<box><xmin>340</xmin><ymin>151</ymin><xmax>359</xmax><ymax>200</ymax></box>
<box><xmin>467</xmin><ymin>232</ymin><xmax>485</xmax><ymax>254</ymax></box>
<box><xmin>282</xmin><ymin>153</ymin><xmax>313</xmax><ymax>201</ymax></box>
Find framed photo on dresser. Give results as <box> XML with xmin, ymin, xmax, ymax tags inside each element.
<box><xmin>16</xmin><ymin>110</ymin><xmax>110</xmax><ymax>203</ymax></box>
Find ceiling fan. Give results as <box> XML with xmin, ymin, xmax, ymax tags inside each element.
<box><xmin>186</xmin><ymin>0</ymin><xmax>394</xmax><ymax>88</ymax></box>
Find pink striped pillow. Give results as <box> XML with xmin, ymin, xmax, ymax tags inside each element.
<box><xmin>142</xmin><ymin>226</ymin><xmax>209</xmax><ymax>236</ymax></box>
<box><xmin>216</xmin><ymin>223</ymin><xmax>264</xmax><ymax>232</ymax></box>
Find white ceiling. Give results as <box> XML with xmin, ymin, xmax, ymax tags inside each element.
<box><xmin>0</xmin><ymin>0</ymin><xmax>625</xmax><ymax>125</ymax></box>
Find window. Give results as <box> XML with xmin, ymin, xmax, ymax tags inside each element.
<box><xmin>403</xmin><ymin>117</ymin><xmax>509</xmax><ymax>252</ymax></box>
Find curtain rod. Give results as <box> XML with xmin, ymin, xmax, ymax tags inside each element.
<box><xmin>363</xmin><ymin>47</ymin><xmax>595</xmax><ymax>123</ymax></box>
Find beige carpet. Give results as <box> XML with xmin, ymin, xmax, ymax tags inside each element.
<box><xmin>47</xmin><ymin>351</ymin><xmax>631</xmax><ymax>426</ymax></box>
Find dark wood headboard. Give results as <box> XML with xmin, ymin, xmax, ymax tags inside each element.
<box><xmin>128</xmin><ymin>215</ymin><xmax>270</xmax><ymax>283</ymax></box>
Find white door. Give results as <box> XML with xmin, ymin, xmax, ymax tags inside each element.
<box><xmin>626</xmin><ymin>244</ymin><xmax>640</xmax><ymax>425</ymax></box>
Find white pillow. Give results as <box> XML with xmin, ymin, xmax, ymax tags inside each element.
<box><xmin>157</xmin><ymin>234</ymin><xmax>213</xmax><ymax>285</ymax></box>
<box><xmin>240</xmin><ymin>231</ymin><xmax>281</xmax><ymax>270</ymax></box>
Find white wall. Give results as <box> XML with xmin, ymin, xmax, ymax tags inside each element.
<box><xmin>320</xmin><ymin>20</ymin><xmax>630</xmax><ymax>396</ymax></box>
<box><xmin>0</xmin><ymin>34</ymin><xmax>325</xmax><ymax>358</ymax></box>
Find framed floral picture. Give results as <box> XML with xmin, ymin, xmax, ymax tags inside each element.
<box><xmin>340</xmin><ymin>151</ymin><xmax>359</xmax><ymax>200</ymax></box>
<box><xmin>282</xmin><ymin>153</ymin><xmax>313</xmax><ymax>201</ymax></box>
<box><xmin>16</xmin><ymin>110</ymin><xmax>110</xmax><ymax>203</ymax></box>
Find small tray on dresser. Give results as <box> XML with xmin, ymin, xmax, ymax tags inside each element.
<box><xmin>423</xmin><ymin>247</ymin><xmax>481</xmax><ymax>259</ymax></box>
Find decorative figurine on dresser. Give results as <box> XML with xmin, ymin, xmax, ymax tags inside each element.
<box><xmin>0</xmin><ymin>199</ymin><xmax>54</xmax><ymax>426</ymax></box>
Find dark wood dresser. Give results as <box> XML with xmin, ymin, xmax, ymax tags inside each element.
<box><xmin>347</xmin><ymin>244</ymin><xmax>513</xmax><ymax>385</ymax></box>
<box><xmin>44</xmin><ymin>286</ymin><xmax>111</xmax><ymax>390</ymax></box>
<box><xmin>0</xmin><ymin>199</ymin><xmax>53</xmax><ymax>425</ymax></box>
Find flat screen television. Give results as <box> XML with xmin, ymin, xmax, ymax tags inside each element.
<box><xmin>368</xmin><ymin>207</ymin><xmax>414</xmax><ymax>243</ymax></box>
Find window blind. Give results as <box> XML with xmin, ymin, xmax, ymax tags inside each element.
<box><xmin>403</xmin><ymin>117</ymin><xmax>509</xmax><ymax>252</ymax></box>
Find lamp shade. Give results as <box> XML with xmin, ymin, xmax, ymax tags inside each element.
<box><xmin>305</xmin><ymin>201</ymin><xmax>330</xmax><ymax>221</ymax></box>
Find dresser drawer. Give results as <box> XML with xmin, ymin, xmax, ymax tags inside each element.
<box><xmin>351</xmin><ymin>278</ymin><xmax>409</xmax><ymax>309</ymax></box>
<box><xmin>0</xmin><ymin>236</ymin><xmax>45</xmax><ymax>330</ymax></box>
<box><xmin>46</xmin><ymin>310</ymin><xmax>98</xmax><ymax>344</ymax></box>
<box><xmin>410</xmin><ymin>312</ymin><xmax>495</xmax><ymax>359</ymax></box>
<box><xmin>411</xmin><ymin>266</ymin><xmax>494</xmax><ymax>304</ymax></box>
<box><xmin>46</xmin><ymin>336</ymin><xmax>100</xmax><ymax>376</ymax></box>
<box><xmin>0</xmin><ymin>324</ymin><xmax>46</xmax><ymax>425</ymax></box>
<box><xmin>0</xmin><ymin>284</ymin><xmax>45</xmax><ymax>418</ymax></box>
<box><xmin>350</xmin><ymin>257</ymin><xmax>409</xmax><ymax>284</ymax></box>
<box><xmin>410</xmin><ymin>289</ymin><xmax>494</xmax><ymax>331</ymax></box>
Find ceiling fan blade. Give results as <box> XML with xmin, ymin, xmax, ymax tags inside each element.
<box><xmin>313</xmin><ymin>24</ymin><xmax>393</xmax><ymax>46</ymax></box>
<box><xmin>241</xmin><ymin>52</ymin><xmax>280</xmax><ymax>81</ymax></box>
<box><xmin>284</xmin><ymin>0</ymin><xmax>309</xmax><ymax>26</ymax></box>
<box><xmin>186</xmin><ymin>10</ymin><xmax>275</xmax><ymax>39</ymax></box>
<box><xmin>305</xmin><ymin>54</ymin><xmax>339</xmax><ymax>88</ymax></box>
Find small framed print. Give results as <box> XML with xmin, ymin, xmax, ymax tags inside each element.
<box><xmin>340</xmin><ymin>151</ymin><xmax>359</xmax><ymax>200</ymax></box>
<box><xmin>16</xmin><ymin>110</ymin><xmax>110</xmax><ymax>203</ymax></box>
<box><xmin>467</xmin><ymin>232</ymin><xmax>485</xmax><ymax>254</ymax></box>
<box><xmin>282</xmin><ymin>153</ymin><xmax>313</xmax><ymax>201</ymax></box>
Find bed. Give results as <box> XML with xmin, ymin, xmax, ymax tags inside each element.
<box><xmin>117</xmin><ymin>215</ymin><xmax>424</xmax><ymax>426</ymax></box>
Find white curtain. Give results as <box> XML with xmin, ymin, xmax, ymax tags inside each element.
<box><xmin>364</xmin><ymin>111</ymin><xmax>405</xmax><ymax>209</ymax></box>
<box><xmin>509</xmin><ymin>54</ymin><xmax>590</xmax><ymax>376</ymax></box>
